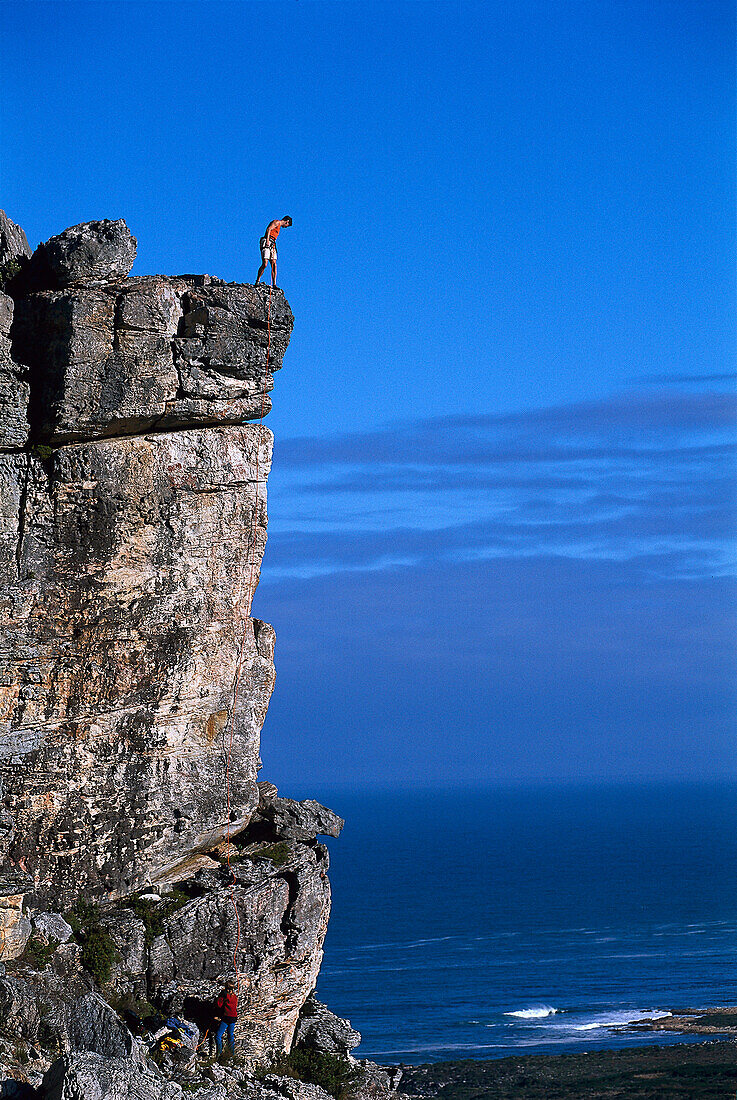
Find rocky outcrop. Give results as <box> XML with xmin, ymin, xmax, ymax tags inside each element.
<box><xmin>293</xmin><ymin>995</ymin><xmax>361</xmax><ymax>1056</ymax></box>
<box><xmin>0</xmin><ymin>959</ymin><xmax>132</xmax><ymax>1056</ymax></box>
<box><xmin>13</xmin><ymin>277</ymin><xmax>292</xmax><ymax>444</ymax></box>
<box><xmin>40</xmin><ymin>1053</ymin><xmax>184</xmax><ymax>1100</ymax></box>
<box><xmin>97</xmin><ymin>835</ymin><xmax>332</xmax><ymax>1064</ymax></box>
<box><xmin>20</xmin><ymin>219</ymin><xmax>137</xmax><ymax>292</ymax></box>
<box><xmin>0</xmin><ymin>210</ymin><xmax>32</xmax><ymax>272</ymax></box>
<box><xmin>249</xmin><ymin>790</ymin><xmax>344</xmax><ymax>845</ymax></box>
<box><xmin>0</xmin><ymin>217</ymin><xmax>293</xmax><ymax>910</ymax></box>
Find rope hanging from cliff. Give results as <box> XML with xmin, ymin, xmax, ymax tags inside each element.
<box><xmin>223</xmin><ymin>284</ymin><xmax>273</xmax><ymax>992</ymax></box>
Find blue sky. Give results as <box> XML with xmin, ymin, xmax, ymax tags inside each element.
<box><xmin>3</xmin><ymin>0</ymin><xmax>735</xmax><ymax>785</ymax></box>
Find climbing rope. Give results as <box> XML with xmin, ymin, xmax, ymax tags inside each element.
<box><xmin>223</xmin><ymin>283</ymin><xmax>273</xmax><ymax>991</ymax></box>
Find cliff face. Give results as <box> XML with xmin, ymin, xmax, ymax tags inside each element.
<box><xmin>0</xmin><ymin>214</ymin><xmax>349</xmax><ymax>1075</ymax></box>
<box><xmin>0</xmin><ymin>217</ymin><xmax>293</xmax><ymax>909</ymax></box>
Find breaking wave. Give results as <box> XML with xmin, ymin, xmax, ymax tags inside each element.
<box><xmin>573</xmin><ymin>1009</ymin><xmax>672</xmax><ymax>1031</ymax></box>
<box><xmin>505</xmin><ymin>1006</ymin><xmax>559</xmax><ymax>1019</ymax></box>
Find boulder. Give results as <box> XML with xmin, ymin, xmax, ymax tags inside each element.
<box><xmin>23</xmin><ymin>219</ymin><xmax>136</xmax><ymax>290</ymax></box>
<box><xmin>342</xmin><ymin>1063</ymin><xmax>403</xmax><ymax>1100</ymax></box>
<box><xmin>41</xmin><ymin>1053</ymin><xmax>182</xmax><ymax>1100</ymax></box>
<box><xmin>292</xmin><ymin>995</ymin><xmax>361</xmax><ymax>1055</ymax></box>
<box><xmin>249</xmin><ymin>795</ymin><xmax>344</xmax><ymax>844</ymax></box>
<box><xmin>0</xmin><ymin>973</ymin><xmax>140</xmax><ymax>1060</ymax></box>
<box><xmin>31</xmin><ymin>912</ymin><xmax>73</xmax><ymax>945</ymax></box>
<box><xmin>261</xmin><ymin>1078</ymin><xmax>333</xmax><ymax>1100</ymax></box>
<box><xmin>64</xmin><ymin>992</ymin><xmax>141</xmax><ymax>1061</ymax></box>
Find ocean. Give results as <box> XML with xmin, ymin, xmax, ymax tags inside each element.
<box><xmin>300</xmin><ymin>783</ymin><xmax>737</xmax><ymax>1064</ymax></box>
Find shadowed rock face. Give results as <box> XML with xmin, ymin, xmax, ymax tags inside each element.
<box><xmin>12</xmin><ymin>276</ymin><xmax>292</xmax><ymax>444</ymax></box>
<box><xmin>0</xmin><ymin>218</ymin><xmax>293</xmax><ymax>910</ymax></box>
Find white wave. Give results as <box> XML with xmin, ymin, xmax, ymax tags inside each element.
<box><xmin>353</xmin><ymin>936</ymin><xmax>454</xmax><ymax>952</ymax></box>
<box><xmin>505</xmin><ymin>1006</ymin><xmax>559</xmax><ymax>1019</ymax></box>
<box><xmin>572</xmin><ymin>1009</ymin><xmax>672</xmax><ymax>1032</ymax></box>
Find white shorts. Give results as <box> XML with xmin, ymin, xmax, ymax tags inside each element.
<box><xmin>260</xmin><ymin>238</ymin><xmax>277</xmax><ymax>262</ymax></box>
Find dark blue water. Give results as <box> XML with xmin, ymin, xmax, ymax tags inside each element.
<box><xmin>302</xmin><ymin>783</ymin><xmax>737</xmax><ymax>1063</ymax></box>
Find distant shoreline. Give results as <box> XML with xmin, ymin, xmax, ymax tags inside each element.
<box><xmin>625</xmin><ymin>1005</ymin><xmax>737</xmax><ymax>1036</ymax></box>
<box><xmin>396</xmin><ymin>1038</ymin><xmax>737</xmax><ymax>1099</ymax></box>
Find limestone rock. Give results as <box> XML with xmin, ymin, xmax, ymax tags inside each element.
<box><xmin>343</xmin><ymin>1063</ymin><xmax>403</xmax><ymax>1100</ymax></box>
<box><xmin>262</xmin><ymin>1078</ymin><xmax>333</xmax><ymax>1100</ymax></box>
<box><xmin>0</xmin><ymin>210</ymin><xmax>32</xmax><ymax>270</ymax></box>
<box><xmin>0</xmin><ymin>868</ymin><xmax>32</xmax><ymax>960</ymax></box>
<box><xmin>0</xmin><ymin>426</ymin><xmax>276</xmax><ymax>909</ymax></box>
<box><xmin>249</xmin><ymin>795</ymin><xmax>344</xmax><ymax>844</ymax></box>
<box><xmin>0</xmin><ymin>291</ymin><xmax>29</xmax><ymax>450</ymax></box>
<box><xmin>147</xmin><ymin>843</ymin><xmax>332</xmax><ymax>1065</ymax></box>
<box><xmin>41</xmin><ymin>1053</ymin><xmax>183</xmax><ymax>1100</ymax></box>
<box><xmin>0</xmin><ymin>970</ymin><xmax>139</xmax><ymax>1061</ymax></box>
<box><xmin>31</xmin><ymin>911</ymin><xmax>73</xmax><ymax>944</ymax></box>
<box><xmin>0</xmin><ymin>898</ymin><xmax>30</xmax><ymax>961</ymax></box>
<box><xmin>65</xmin><ymin>991</ymin><xmax>141</xmax><ymax>1060</ymax></box>
<box><xmin>23</xmin><ymin>219</ymin><xmax>137</xmax><ymax>291</ymax></box>
<box><xmin>11</xmin><ymin>278</ymin><xmax>293</xmax><ymax>444</ymax></box>
<box><xmin>292</xmin><ymin>994</ymin><xmax>361</xmax><ymax>1055</ymax></box>
<box><xmin>97</xmin><ymin>908</ymin><xmax>147</xmax><ymax>992</ymax></box>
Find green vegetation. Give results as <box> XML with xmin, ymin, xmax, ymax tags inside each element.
<box><xmin>262</xmin><ymin>1049</ymin><xmax>360</xmax><ymax>1099</ymax></box>
<box><xmin>125</xmin><ymin>888</ymin><xmax>192</xmax><ymax>946</ymax></box>
<box><xmin>66</xmin><ymin>900</ymin><xmax>117</xmax><ymax>985</ymax></box>
<box><xmin>13</xmin><ymin>1044</ymin><xmax>29</xmax><ymax>1067</ymax></box>
<box><xmin>81</xmin><ymin>928</ymin><xmax>117</xmax><ymax>985</ymax></box>
<box><xmin>21</xmin><ymin>933</ymin><xmax>59</xmax><ymax>970</ymax></box>
<box><xmin>31</xmin><ymin>444</ymin><xmax>54</xmax><ymax>463</ymax></box>
<box><xmin>110</xmin><ymin>992</ymin><xmax>156</xmax><ymax>1021</ymax></box>
<box><xmin>0</xmin><ymin>258</ymin><xmax>21</xmax><ymax>290</ymax></box>
<box><xmin>253</xmin><ymin>842</ymin><xmax>292</xmax><ymax>867</ymax></box>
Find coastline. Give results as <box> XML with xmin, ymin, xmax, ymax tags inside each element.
<box><xmin>626</xmin><ymin>1006</ymin><xmax>737</xmax><ymax>1037</ymax></box>
<box><xmin>396</xmin><ymin>1039</ymin><xmax>737</xmax><ymax>1099</ymax></box>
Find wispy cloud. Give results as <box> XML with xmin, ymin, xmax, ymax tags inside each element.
<box><xmin>265</xmin><ymin>389</ymin><xmax>737</xmax><ymax>582</ymax></box>
<box><xmin>636</xmin><ymin>372</ymin><xmax>737</xmax><ymax>386</ymax></box>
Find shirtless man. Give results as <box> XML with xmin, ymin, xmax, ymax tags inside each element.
<box><xmin>255</xmin><ymin>216</ymin><xmax>292</xmax><ymax>287</ymax></box>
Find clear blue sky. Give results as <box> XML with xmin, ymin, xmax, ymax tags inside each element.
<box><xmin>3</xmin><ymin>0</ymin><xmax>735</xmax><ymax>786</ymax></box>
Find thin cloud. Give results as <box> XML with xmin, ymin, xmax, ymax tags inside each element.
<box><xmin>636</xmin><ymin>372</ymin><xmax>737</xmax><ymax>386</ymax></box>
<box><xmin>266</xmin><ymin>388</ymin><xmax>737</xmax><ymax>582</ymax></box>
<box><xmin>277</xmin><ymin>392</ymin><xmax>737</xmax><ymax>469</ymax></box>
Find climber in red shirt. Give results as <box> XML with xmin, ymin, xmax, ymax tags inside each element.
<box><xmin>255</xmin><ymin>216</ymin><xmax>292</xmax><ymax>288</ymax></box>
<box><xmin>214</xmin><ymin>980</ymin><xmax>239</xmax><ymax>1057</ymax></box>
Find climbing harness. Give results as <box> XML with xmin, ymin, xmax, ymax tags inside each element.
<box><xmin>222</xmin><ymin>283</ymin><xmax>274</xmax><ymax>992</ymax></box>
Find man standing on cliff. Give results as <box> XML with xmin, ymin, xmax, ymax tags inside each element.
<box><xmin>255</xmin><ymin>216</ymin><xmax>292</xmax><ymax>288</ymax></box>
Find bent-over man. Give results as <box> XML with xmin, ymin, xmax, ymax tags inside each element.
<box><xmin>255</xmin><ymin>216</ymin><xmax>292</xmax><ymax>287</ymax></box>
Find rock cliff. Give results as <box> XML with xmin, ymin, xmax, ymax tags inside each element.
<box><xmin>0</xmin><ymin>214</ymin><xmax>399</xmax><ymax>1100</ymax></box>
<box><xmin>0</xmin><ymin>215</ymin><xmax>293</xmax><ymax>909</ymax></box>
